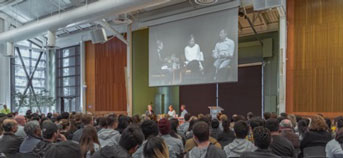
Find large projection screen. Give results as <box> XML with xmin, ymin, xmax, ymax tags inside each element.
<box><xmin>149</xmin><ymin>7</ymin><xmax>238</xmax><ymax>87</ymax></box>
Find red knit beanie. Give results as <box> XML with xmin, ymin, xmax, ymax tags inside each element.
<box><xmin>158</xmin><ymin>118</ymin><xmax>171</xmax><ymax>135</ymax></box>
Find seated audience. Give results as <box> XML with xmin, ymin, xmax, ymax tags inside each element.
<box><xmin>326</xmin><ymin>116</ymin><xmax>343</xmax><ymax>158</ymax></box>
<box><xmin>45</xmin><ymin>141</ymin><xmax>81</xmax><ymax>158</ymax></box>
<box><xmin>133</xmin><ymin>120</ymin><xmax>159</xmax><ymax>158</ymax></box>
<box><xmin>300</xmin><ymin>115</ymin><xmax>332</xmax><ymax>156</ymax></box>
<box><xmin>170</xmin><ymin>118</ymin><xmax>184</xmax><ymax>142</ymax></box>
<box><xmin>263</xmin><ymin>112</ymin><xmax>271</xmax><ymax>120</ymax></box>
<box><xmin>279</xmin><ymin>119</ymin><xmax>300</xmax><ymax>149</ymax></box>
<box><xmin>217</xmin><ymin>118</ymin><xmax>235</xmax><ymax>147</ymax></box>
<box><xmin>185</xmin><ymin>118</ymin><xmax>197</xmax><ymax>140</ymax></box>
<box><xmin>20</xmin><ymin>121</ymin><xmax>42</xmax><ymax>153</ymax></box>
<box><xmin>265</xmin><ymin>118</ymin><xmax>295</xmax><ymax>158</ymax></box>
<box><xmin>186</xmin><ymin>121</ymin><xmax>226</xmax><ymax>158</ymax></box>
<box><xmin>73</xmin><ymin>114</ymin><xmax>93</xmax><ymax>142</ymax></box>
<box><xmin>14</xmin><ymin>115</ymin><xmax>27</xmax><ymax>138</ymax></box>
<box><xmin>158</xmin><ymin>118</ymin><xmax>184</xmax><ymax>158</ymax></box>
<box><xmin>59</xmin><ymin>119</ymin><xmax>73</xmax><ymax>140</ymax></box>
<box><xmin>185</xmin><ymin>117</ymin><xmax>222</xmax><ymax>152</ymax></box>
<box><xmin>97</xmin><ymin>115</ymin><xmax>120</xmax><ymax>147</ymax></box>
<box><xmin>297</xmin><ymin>118</ymin><xmax>310</xmax><ymax>141</ymax></box>
<box><xmin>143</xmin><ymin>136</ymin><xmax>169</xmax><ymax>158</ymax></box>
<box><xmin>210</xmin><ymin>119</ymin><xmax>222</xmax><ymax>140</ymax></box>
<box><xmin>241</xmin><ymin>126</ymin><xmax>281</xmax><ymax>158</ymax></box>
<box><xmin>92</xmin><ymin>125</ymin><xmax>144</xmax><ymax>158</ymax></box>
<box><xmin>116</xmin><ymin>115</ymin><xmax>131</xmax><ymax>134</ymax></box>
<box><xmin>80</xmin><ymin>126</ymin><xmax>100</xmax><ymax>158</ymax></box>
<box><xmin>248</xmin><ymin>117</ymin><xmax>265</xmax><ymax>142</ymax></box>
<box><xmin>247</xmin><ymin>112</ymin><xmax>254</xmax><ymax>121</ymax></box>
<box><xmin>0</xmin><ymin>118</ymin><xmax>23</xmax><ymax>158</ymax></box>
<box><xmin>178</xmin><ymin>113</ymin><xmax>191</xmax><ymax>137</ymax></box>
<box><xmin>33</xmin><ymin>120</ymin><xmax>66</xmax><ymax>158</ymax></box>
<box><xmin>224</xmin><ymin>120</ymin><xmax>256</xmax><ymax>157</ymax></box>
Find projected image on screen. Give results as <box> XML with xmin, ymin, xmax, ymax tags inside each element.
<box><xmin>149</xmin><ymin>8</ymin><xmax>238</xmax><ymax>87</ymax></box>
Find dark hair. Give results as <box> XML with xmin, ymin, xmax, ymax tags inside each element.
<box><xmin>325</xmin><ymin>118</ymin><xmax>332</xmax><ymax>130</ymax></box>
<box><xmin>222</xmin><ymin>118</ymin><xmax>231</xmax><ymax>132</ymax></box>
<box><xmin>234</xmin><ymin>120</ymin><xmax>249</xmax><ymax>139</ymax></box>
<box><xmin>82</xmin><ymin>114</ymin><xmax>93</xmax><ymax>125</ymax></box>
<box><xmin>98</xmin><ymin>117</ymin><xmax>107</xmax><ymax>128</ymax></box>
<box><xmin>106</xmin><ymin>114</ymin><xmax>117</xmax><ymax>127</ymax></box>
<box><xmin>132</xmin><ymin>115</ymin><xmax>141</xmax><ymax>124</ymax></box>
<box><xmin>188</xmin><ymin>119</ymin><xmax>197</xmax><ymax>131</ymax></box>
<box><xmin>141</xmin><ymin>120</ymin><xmax>159</xmax><ymax>139</ymax></box>
<box><xmin>169</xmin><ymin>118</ymin><xmax>180</xmax><ymax>139</ymax></box>
<box><xmin>2</xmin><ymin>119</ymin><xmax>16</xmax><ymax>132</ymax></box>
<box><xmin>247</xmin><ymin>112</ymin><xmax>254</xmax><ymax>120</ymax></box>
<box><xmin>80</xmin><ymin>126</ymin><xmax>100</xmax><ymax>157</ymax></box>
<box><xmin>211</xmin><ymin>119</ymin><xmax>219</xmax><ymax>129</ymax></box>
<box><xmin>277</xmin><ymin>116</ymin><xmax>287</xmax><ymax>123</ymax></box>
<box><xmin>61</xmin><ymin>112</ymin><xmax>69</xmax><ymax>120</ymax></box>
<box><xmin>298</xmin><ymin>119</ymin><xmax>309</xmax><ymax>136</ymax></box>
<box><xmin>119</xmin><ymin>125</ymin><xmax>144</xmax><ymax>151</ymax></box>
<box><xmin>263</xmin><ymin>112</ymin><xmax>271</xmax><ymax>120</ymax></box>
<box><xmin>193</xmin><ymin>121</ymin><xmax>209</xmax><ymax>143</ymax></box>
<box><xmin>47</xmin><ymin>113</ymin><xmax>52</xmax><ymax>119</ymax></box>
<box><xmin>280</xmin><ymin>113</ymin><xmax>288</xmax><ymax>118</ymax></box>
<box><xmin>253</xmin><ymin>126</ymin><xmax>271</xmax><ymax>149</ymax></box>
<box><xmin>335</xmin><ymin>116</ymin><xmax>343</xmax><ymax>129</ymax></box>
<box><xmin>198</xmin><ymin>116</ymin><xmax>211</xmax><ymax>126</ymax></box>
<box><xmin>249</xmin><ymin>117</ymin><xmax>265</xmax><ymax>130</ymax></box>
<box><xmin>116</xmin><ymin>115</ymin><xmax>131</xmax><ymax>134</ymax></box>
<box><xmin>296</xmin><ymin>115</ymin><xmax>303</xmax><ymax>122</ymax></box>
<box><xmin>143</xmin><ymin>136</ymin><xmax>169</xmax><ymax>158</ymax></box>
<box><xmin>184</xmin><ymin>113</ymin><xmax>191</xmax><ymax>122</ymax></box>
<box><xmin>45</xmin><ymin>141</ymin><xmax>81</xmax><ymax>158</ymax></box>
<box><xmin>265</xmin><ymin>118</ymin><xmax>279</xmax><ymax>132</ymax></box>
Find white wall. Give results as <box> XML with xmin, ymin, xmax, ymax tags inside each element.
<box><xmin>0</xmin><ymin>18</ymin><xmax>11</xmax><ymax>109</ymax></box>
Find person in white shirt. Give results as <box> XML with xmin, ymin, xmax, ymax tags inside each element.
<box><xmin>212</xmin><ymin>29</ymin><xmax>235</xmax><ymax>80</ymax></box>
<box><xmin>168</xmin><ymin>105</ymin><xmax>176</xmax><ymax>118</ymax></box>
<box><xmin>180</xmin><ymin>105</ymin><xmax>188</xmax><ymax>118</ymax></box>
<box><xmin>184</xmin><ymin>34</ymin><xmax>204</xmax><ymax>71</ymax></box>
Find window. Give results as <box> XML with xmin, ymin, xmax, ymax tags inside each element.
<box><xmin>56</xmin><ymin>45</ymin><xmax>81</xmax><ymax>112</ymax></box>
<box><xmin>11</xmin><ymin>41</ymin><xmax>53</xmax><ymax>114</ymax></box>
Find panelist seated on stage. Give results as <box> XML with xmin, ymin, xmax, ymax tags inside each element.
<box><xmin>145</xmin><ymin>105</ymin><xmax>154</xmax><ymax>116</ymax></box>
<box><xmin>168</xmin><ymin>105</ymin><xmax>176</xmax><ymax>118</ymax></box>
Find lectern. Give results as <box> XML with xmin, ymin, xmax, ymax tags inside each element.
<box><xmin>208</xmin><ymin>106</ymin><xmax>223</xmax><ymax>119</ymax></box>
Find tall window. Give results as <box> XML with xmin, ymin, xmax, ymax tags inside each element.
<box><xmin>56</xmin><ymin>45</ymin><xmax>81</xmax><ymax>112</ymax></box>
<box><xmin>11</xmin><ymin>40</ymin><xmax>50</xmax><ymax>114</ymax></box>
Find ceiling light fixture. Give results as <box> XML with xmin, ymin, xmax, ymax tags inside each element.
<box><xmin>194</xmin><ymin>0</ymin><xmax>218</xmax><ymax>5</ymax></box>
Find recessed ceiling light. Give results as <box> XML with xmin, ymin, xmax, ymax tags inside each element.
<box><xmin>194</xmin><ymin>0</ymin><xmax>218</xmax><ymax>5</ymax></box>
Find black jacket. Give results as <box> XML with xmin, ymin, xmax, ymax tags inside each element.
<box><xmin>32</xmin><ymin>140</ymin><xmax>53</xmax><ymax>158</ymax></box>
<box><xmin>300</xmin><ymin>130</ymin><xmax>331</xmax><ymax>150</ymax></box>
<box><xmin>241</xmin><ymin>149</ymin><xmax>282</xmax><ymax>158</ymax></box>
<box><xmin>0</xmin><ymin>132</ymin><xmax>23</xmax><ymax>155</ymax></box>
<box><xmin>217</xmin><ymin>130</ymin><xmax>235</xmax><ymax>147</ymax></box>
<box><xmin>91</xmin><ymin>144</ymin><xmax>131</xmax><ymax>158</ymax></box>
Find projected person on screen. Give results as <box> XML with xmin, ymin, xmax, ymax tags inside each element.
<box><xmin>212</xmin><ymin>29</ymin><xmax>235</xmax><ymax>81</ymax></box>
<box><xmin>184</xmin><ymin>34</ymin><xmax>204</xmax><ymax>72</ymax></box>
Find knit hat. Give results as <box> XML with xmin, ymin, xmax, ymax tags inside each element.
<box><xmin>45</xmin><ymin>141</ymin><xmax>81</xmax><ymax>158</ymax></box>
<box><xmin>158</xmin><ymin>118</ymin><xmax>171</xmax><ymax>135</ymax></box>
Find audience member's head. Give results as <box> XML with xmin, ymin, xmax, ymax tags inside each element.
<box><xmin>325</xmin><ymin>118</ymin><xmax>332</xmax><ymax>130</ymax></box>
<box><xmin>263</xmin><ymin>112</ymin><xmax>271</xmax><ymax>120</ymax></box>
<box><xmin>335</xmin><ymin>116</ymin><xmax>343</xmax><ymax>129</ymax></box>
<box><xmin>2</xmin><ymin>119</ymin><xmax>18</xmax><ymax>133</ymax></box>
<box><xmin>119</xmin><ymin>125</ymin><xmax>144</xmax><ymax>154</ymax></box>
<box><xmin>132</xmin><ymin>115</ymin><xmax>141</xmax><ymax>124</ymax></box>
<box><xmin>158</xmin><ymin>118</ymin><xmax>171</xmax><ymax>135</ymax></box>
<box><xmin>265</xmin><ymin>118</ymin><xmax>279</xmax><ymax>133</ymax></box>
<box><xmin>141</xmin><ymin>120</ymin><xmax>159</xmax><ymax>139</ymax></box>
<box><xmin>117</xmin><ymin>115</ymin><xmax>131</xmax><ymax>134</ymax></box>
<box><xmin>60</xmin><ymin>119</ymin><xmax>70</xmax><ymax>131</ymax></box>
<box><xmin>270</xmin><ymin>112</ymin><xmax>278</xmax><ymax>119</ymax></box>
<box><xmin>247</xmin><ymin>112</ymin><xmax>254</xmax><ymax>120</ymax></box>
<box><xmin>211</xmin><ymin>119</ymin><xmax>220</xmax><ymax>129</ymax></box>
<box><xmin>143</xmin><ymin>136</ymin><xmax>169</xmax><ymax>158</ymax></box>
<box><xmin>249</xmin><ymin>117</ymin><xmax>265</xmax><ymax>130</ymax></box>
<box><xmin>188</xmin><ymin>118</ymin><xmax>198</xmax><ymax>131</ymax></box>
<box><xmin>234</xmin><ymin>120</ymin><xmax>249</xmax><ymax>139</ymax></box>
<box><xmin>61</xmin><ymin>112</ymin><xmax>69</xmax><ymax>120</ymax></box>
<box><xmin>24</xmin><ymin>121</ymin><xmax>41</xmax><ymax>137</ymax></box>
<box><xmin>98</xmin><ymin>117</ymin><xmax>108</xmax><ymax>129</ymax></box>
<box><xmin>184</xmin><ymin>113</ymin><xmax>191</xmax><ymax>122</ymax></box>
<box><xmin>14</xmin><ymin>115</ymin><xmax>26</xmax><ymax>126</ymax></box>
<box><xmin>280</xmin><ymin>113</ymin><xmax>288</xmax><ymax>118</ymax></box>
<box><xmin>298</xmin><ymin>118</ymin><xmax>309</xmax><ymax>135</ymax></box>
<box><xmin>309</xmin><ymin>115</ymin><xmax>328</xmax><ymax>131</ymax></box>
<box><xmin>45</xmin><ymin>141</ymin><xmax>81</xmax><ymax>158</ymax></box>
<box><xmin>106</xmin><ymin>114</ymin><xmax>118</xmax><ymax>129</ymax></box>
<box><xmin>287</xmin><ymin>114</ymin><xmax>297</xmax><ymax>128</ymax></box>
<box><xmin>81</xmin><ymin>114</ymin><xmax>93</xmax><ymax>126</ymax></box>
<box><xmin>280</xmin><ymin>119</ymin><xmax>293</xmax><ymax>129</ymax></box>
<box><xmin>193</xmin><ymin>121</ymin><xmax>210</xmax><ymax>143</ymax></box>
<box><xmin>47</xmin><ymin>113</ymin><xmax>52</xmax><ymax>119</ymax></box>
<box><xmin>222</xmin><ymin>118</ymin><xmax>231</xmax><ymax>132</ymax></box>
<box><xmin>253</xmin><ymin>126</ymin><xmax>271</xmax><ymax>149</ymax></box>
<box><xmin>336</xmin><ymin>128</ymin><xmax>343</xmax><ymax>144</ymax></box>
<box><xmin>80</xmin><ymin>126</ymin><xmax>99</xmax><ymax>157</ymax></box>
<box><xmin>42</xmin><ymin>120</ymin><xmax>58</xmax><ymax>141</ymax></box>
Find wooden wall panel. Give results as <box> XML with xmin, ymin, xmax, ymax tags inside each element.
<box><xmin>85</xmin><ymin>37</ymin><xmax>127</xmax><ymax>114</ymax></box>
<box><xmin>287</xmin><ymin>0</ymin><xmax>343</xmax><ymax>117</ymax></box>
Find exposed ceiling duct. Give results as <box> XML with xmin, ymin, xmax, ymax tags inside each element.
<box><xmin>0</xmin><ymin>0</ymin><xmax>169</xmax><ymax>44</ymax></box>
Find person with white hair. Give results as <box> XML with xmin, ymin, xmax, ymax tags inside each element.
<box><xmin>280</xmin><ymin>119</ymin><xmax>300</xmax><ymax>149</ymax></box>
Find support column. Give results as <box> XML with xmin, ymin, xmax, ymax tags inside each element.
<box><xmin>278</xmin><ymin>1</ymin><xmax>287</xmax><ymax>113</ymax></box>
<box><xmin>127</xmin><ymin>24</ymin><xmax>133</xmax><ymax>116</ymax></box>
<box><xmin>0</xmin><ymin>18</ymin><xmax>11</xmax><ymax>110</ymax></box>
<box><xmin>80</xmin><ymin>41</ymin><xmax>86</xmax><ymax>113</ymax></box>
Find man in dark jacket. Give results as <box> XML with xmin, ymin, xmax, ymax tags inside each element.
<box><xmin>132</xmin><ymin>120</ymin><xmax>159</xmax><ymax>158</ymax></box>
<box><xmin>265</xmin><ymin>118</ymin><xmax>295</xmax><ymax>158</ymax></box>
<box><xmin>92</xmin><ymin>125</ymin><xmax>144</xmax><ymax>158</ymax></box>
<box><xmin>186</xmin><ymin>121</ymin><xmax>226</xmax><ymax>158</ymax></box>
<box><xmin>0</xmin><ymin>118</ymin><xmax>23</xmax><ymax>158</ymax></box>
<box><xmin>241</xmin><ymin>126</ymin><xmax>281</xmax><ymax>158</ymax></box>
<box><xmin>19</xmin><ymin>121</ymin><xmax>42</xmax><ymax>153</ymax></box>
<box><xmin>280</xmin><ymin>119</ymin><xmax>300</xmax><ymax>149</ymax></box>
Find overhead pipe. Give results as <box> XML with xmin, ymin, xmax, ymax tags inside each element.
<box><xmin>0</xmin><ymin>0</ymin><xmax>169</xmax><ymax>44</ymax></box>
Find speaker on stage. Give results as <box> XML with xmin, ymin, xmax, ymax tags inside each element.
<box><xmin>90</xmin><ymin>28</ymin><xmax>108</xmax><ymax>44</ymax></box>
